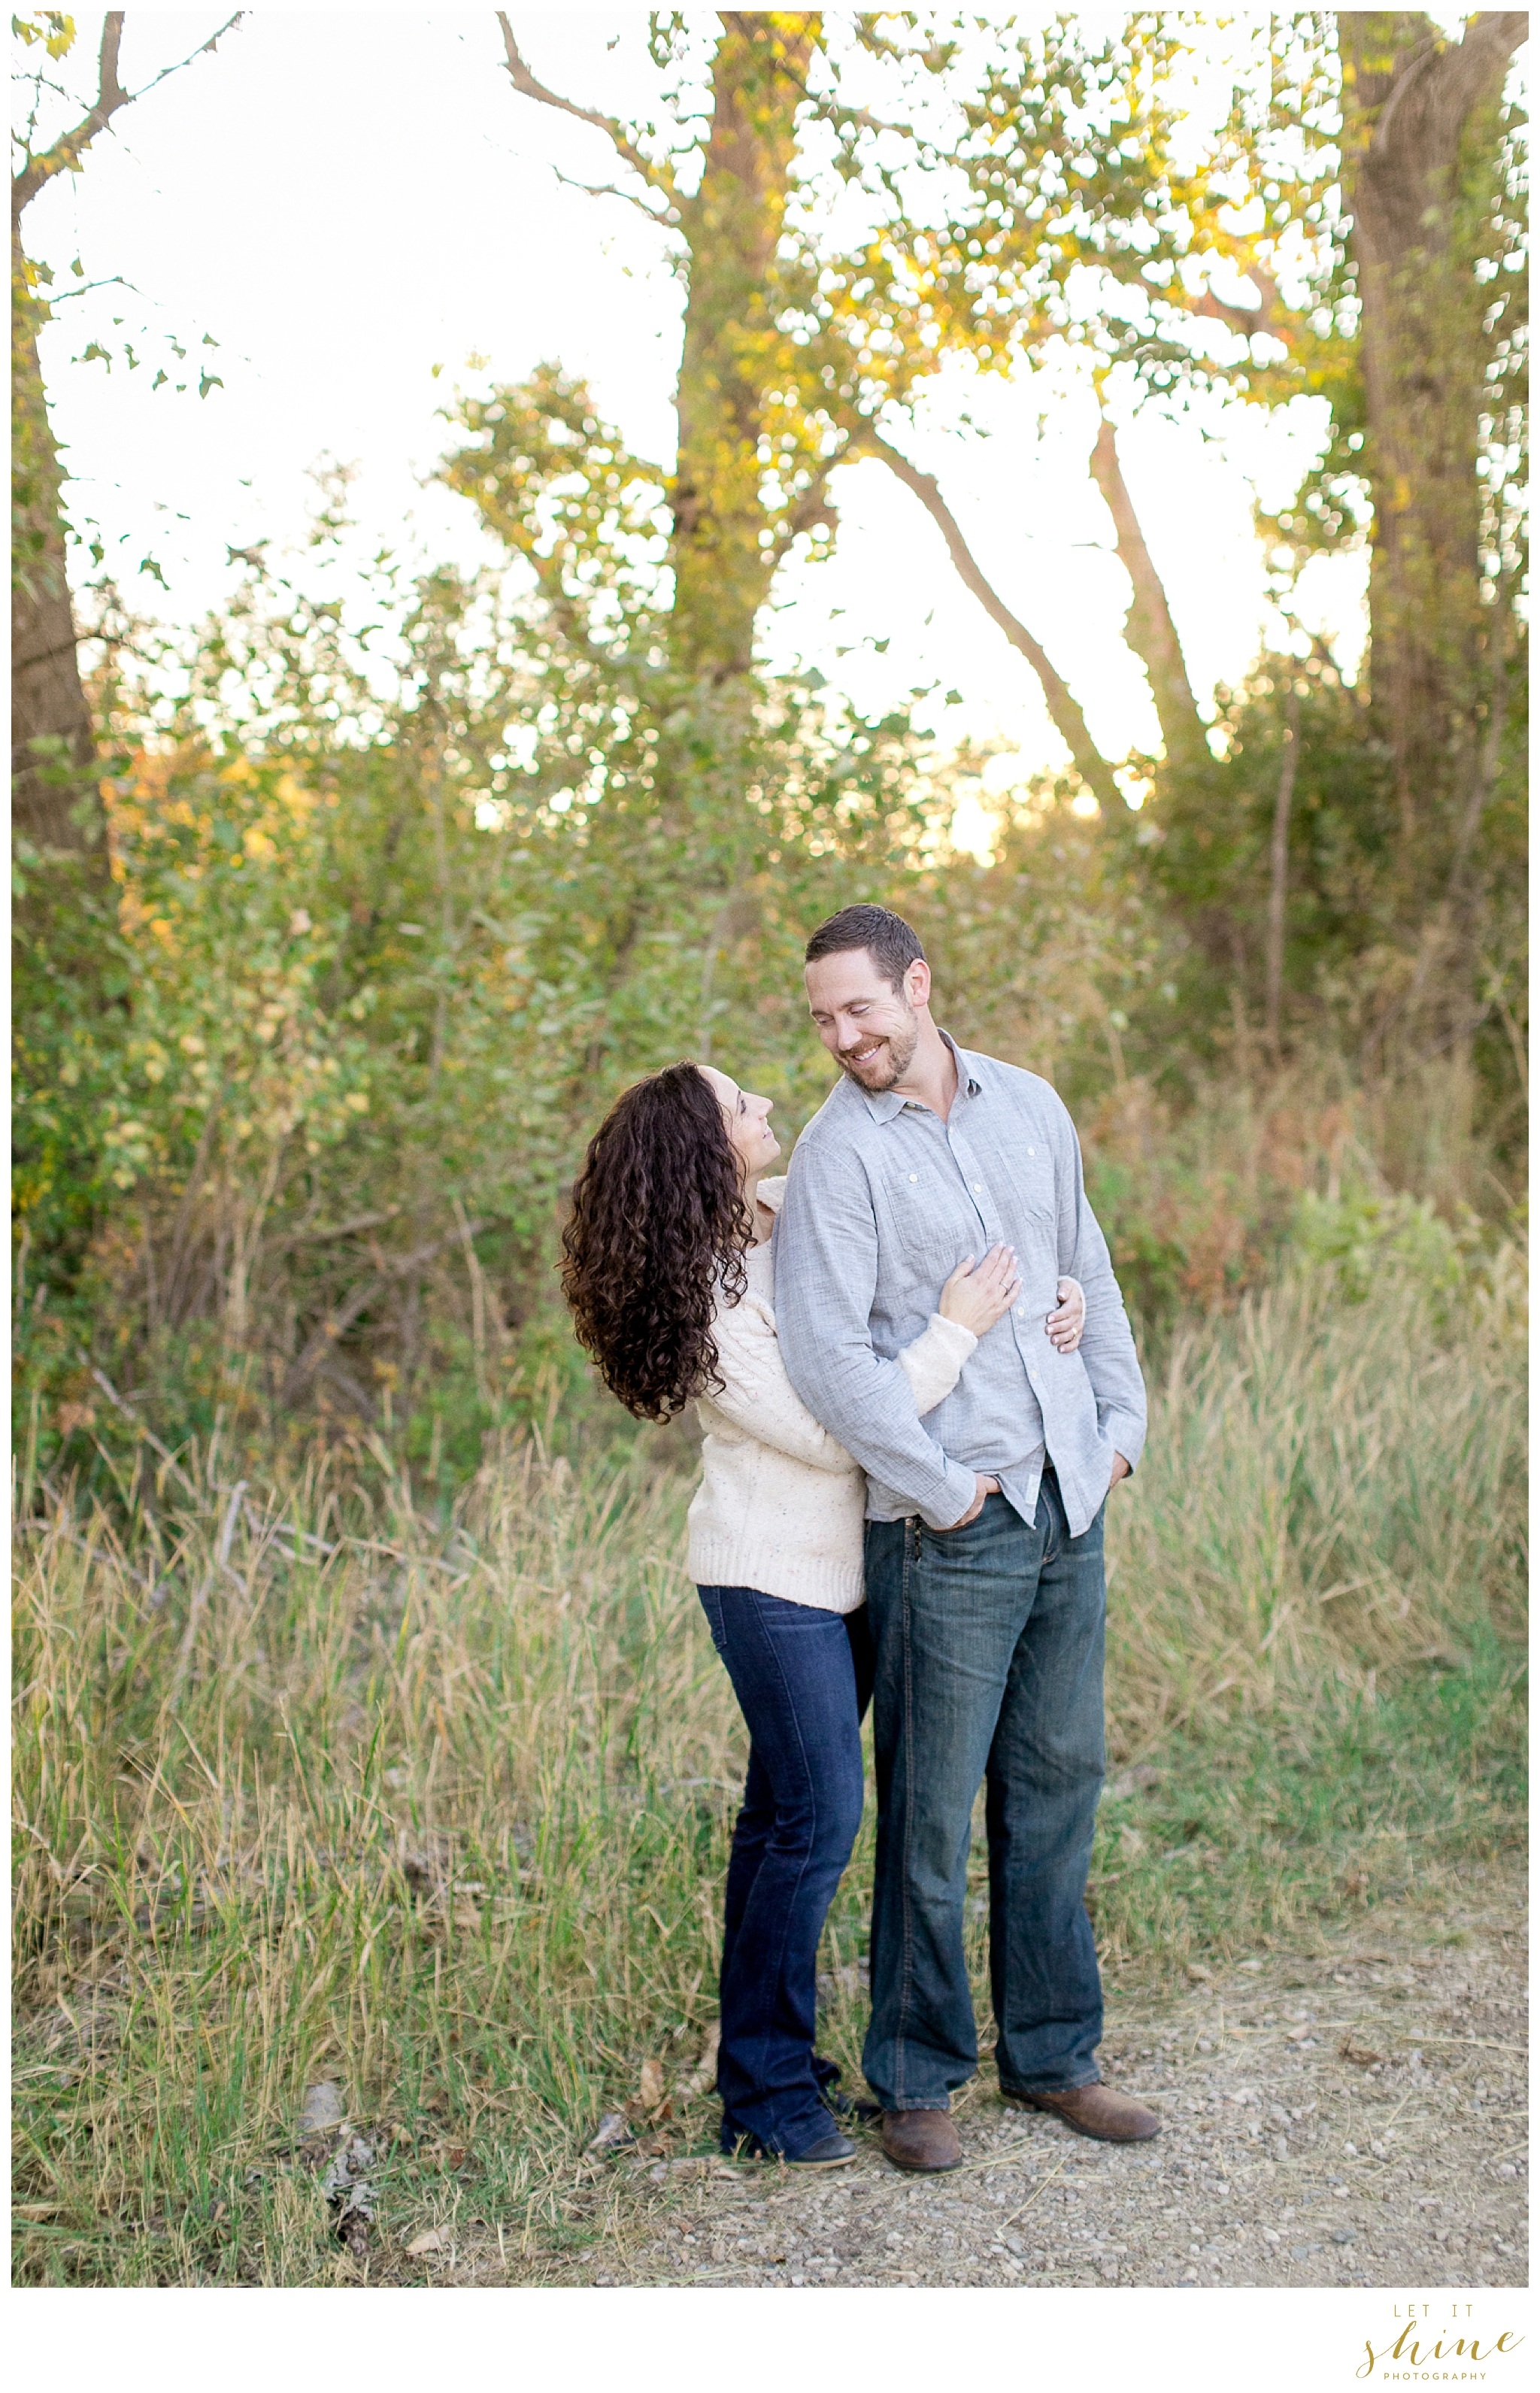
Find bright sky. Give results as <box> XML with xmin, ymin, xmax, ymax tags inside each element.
<box><xmin>23</xmin><ymin>5</ymin><xmax>1383</xmax><ymax>851</ymax></box>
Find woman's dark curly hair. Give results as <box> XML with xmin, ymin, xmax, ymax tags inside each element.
<box><xmin>560</xmin><ymin>1061</ymin><xmax>753</xmax><ymax>1421</ymax></box>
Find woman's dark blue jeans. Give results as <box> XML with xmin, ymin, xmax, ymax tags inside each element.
<box><xmin>696</xmin><ymin>1585</ymin><xmax>874</xmax><ymax>2159</ymax></box>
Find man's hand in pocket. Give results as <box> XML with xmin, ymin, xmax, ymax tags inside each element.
<box><xmin>1108</xmin><ymin>1453</ymin><xmax>1131</xmax><ymax>1488</ymax></box>
<box><xmin>941</xmin><ymin>1473</ymin><xmax>1000</xmax><ymax>1531</ymax></box>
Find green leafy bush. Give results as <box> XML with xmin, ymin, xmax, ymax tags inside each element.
<box><xmin>1292</xmin><ymin>1184</ymin><xmax>1478</xmax><ymax>1307</ymax></box>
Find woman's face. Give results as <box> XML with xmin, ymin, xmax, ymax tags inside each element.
<box><xmin>699</xmin><ymin>1065</ymin><xmax>781</xmax><ymax>1182</ymax></box>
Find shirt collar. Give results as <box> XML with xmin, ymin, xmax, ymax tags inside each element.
<box><xmin>853</xmin><ymin>1028</ymin><xmax>982</xmax><ymax>1124</ymax></box>
<box><xmin>945</xmin><ymin>1031</ymin><xmax>984</xmax><ymax>1099</ymax></box>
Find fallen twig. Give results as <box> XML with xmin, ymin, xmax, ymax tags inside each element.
<box><xmin>947</xmin><ymin>2134</ymin><xmax>1043</xmax><ymax>2179</ymax></box>
<box><xmin>999</xmin><ymin>2147</ymin><xmax>1072</xmax><ymax>2231</ymax></box>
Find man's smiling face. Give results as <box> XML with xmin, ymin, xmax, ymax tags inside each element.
<box><xmin>804</xmin><ymin>946</ymin><xmax>929</xmax><ymax>1092</ymax></box>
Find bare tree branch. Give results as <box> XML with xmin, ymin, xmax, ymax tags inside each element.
<box><xmin>13</xmin><ymin>12</ymin><xmax>246</xmax><ymax>221</ymax></box>
<box><xmin>723</xmin><ymin>14</ymin><xmax>923</xmax><ymax>147</ymax></box>
<box><xmin>89</xmin><ymin>1367</ymin><xmax>200</xmax><ymax>1497</ymax></box>
<box><xmin>13</xmin><ymin>11</ymin><xmax>126</xmax><ymax>217</ymax></box>
<box><xmin>277</xmin><ymin>1224</ymin><xmax>487</xmax><ymax>1408</ymax></box>
<box><xmin>280</xmin><ymin>1206</ymin><xmax>405</xmax><ymax>1252</ymax></box>
<box><xmin>495</xmin><ymin>12</ymin><xmax>672</xmax><ymax>198</ymax></box>
<box><xmin>551</xmin><ymin>164</ymin><xmax>677</xmax><ymax>226</ymax></box>
<box><xmin>857</xmin><ymin>430</ymin><xmax>1121</xmax><ymax>811</ymax></box>
<box><xmin>1089</xmin><ymin>413</ymin><xmax>1201</xmax><ymax>757</ymax></box>
<box><xmin>122</xmin><ymin>9</ymin><xmax>245</xmax><ymax>107</ymax></box>
<box><xmin>805</xmin><ymin>99</ymin><xmax>920</xmax><ymax>143</ymax></box>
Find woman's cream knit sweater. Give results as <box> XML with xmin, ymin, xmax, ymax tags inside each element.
<box><xmin>685</xmin><ymin>1178</ymin><xmax>977</xmax><ymax>1612</ymax></box>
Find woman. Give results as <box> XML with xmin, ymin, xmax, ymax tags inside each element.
<box><xmin>562</xmin><ymin>1060</ymin><xmax>1085</xmax><ymax>2167</ymax></box>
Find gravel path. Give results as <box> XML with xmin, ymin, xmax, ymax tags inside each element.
<box><xmin>580</xmin><ymin>1863</ymin><xmax>1527</xmax><ymax>2291</ymax></box>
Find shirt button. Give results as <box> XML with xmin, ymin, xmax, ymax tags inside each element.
<box><xmin>1015</xmin><ymin>1306</ymin><xmax>1025</xmax><ymax>1318</ymax></box>
<box><xmin>1027</xmin><ymin>1146</ymin><xmax>1035</xmax><ymax>1157</ymax></box>
<box><xmin>908</xmin><ymin>1173</ymin><xmax>917</xmax><ymax>1184</ymax></box>
<box><xmin>972</xmin><ymin>1182</ymin><xmax>984</xmax><ymax>1193</ymax></box>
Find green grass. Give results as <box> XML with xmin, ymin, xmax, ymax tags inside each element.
<box><xmin>11</xmin><ymin>1247</ymin><xmax>1526</xmax><ymax>2285</ymax></box>
<box><xmin>1087</xmin><ymin>1631</ymin><xmax>1525</xmax><ymax>1962</ymax></box>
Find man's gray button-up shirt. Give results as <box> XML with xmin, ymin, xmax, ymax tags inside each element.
<box><xmin>775</xmin><ymin>1036</ymin><xmax>1147</xmax><ymax>1539</ymax></box>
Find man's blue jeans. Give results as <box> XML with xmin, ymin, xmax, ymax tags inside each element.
<box><xmin>861</xmin><ymin>1475</ymin><xmax>1107</xmax><ymax>2112</ymax></box>
<box><xmin>696</xmin><ymin>1586</ymin><xmax>874</xmax><ymax>2158</ymax></box>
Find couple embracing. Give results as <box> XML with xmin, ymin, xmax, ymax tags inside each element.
<box><xmin>562</xmin><ymin>905</ymin><xmax>1158</xmax><ymax>2174</ymax></box>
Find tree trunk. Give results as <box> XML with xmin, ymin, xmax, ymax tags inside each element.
<box><xmin>11</xmin><ymin>226</ymin><xmax>98</xmax><ymax>862</ymax></box>
<box><xmin>1338</xmin><ymin>11</ymin><xmax>1526</xmax><ymax>857</ymax></box>
<box><xmin>11</xmin><ymin>10</ymin><xmax>243</xmax><ymax>867</ymax></box>
<box><xmin>1089</xmin><ymin>414</ymin><xmax>1202</xmax><ymax>761</ymax></box>
<box><xmin>668</xmin><ymin>14</ymin><xmax>819</xmax><ymax>684</ymax></box>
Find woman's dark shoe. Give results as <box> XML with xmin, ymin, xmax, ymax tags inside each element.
<box><xmin>785</xmin><ymin>2128</ymin><xmax>856</xmax><ymax>2169</ymax></box>
<box><xmin>720</xmin><ymin>2112</ymin><xmax>857</xmax><ymax>2167</ymax></box>
<box><xmin>812</xmin><ymin>2054</ymin><xmax>878</xmax><ymax>2124</ymax></box>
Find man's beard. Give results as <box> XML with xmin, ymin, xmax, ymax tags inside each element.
<box><xmin>836</xmin><ymin>1007</ymin><xmax>919</xmax><ymax>1090</ymax></box>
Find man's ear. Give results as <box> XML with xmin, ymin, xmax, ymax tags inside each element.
<box><xmin>907</xmin><ymin>958</ymin><xmax>932</xmax><ymax>1011</ymax></box>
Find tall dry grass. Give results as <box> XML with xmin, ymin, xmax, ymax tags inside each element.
<box><xmin>1109</xmin><ymin>1250</ymin><xmax>1526</xmax><ymax>1737</ymax></box>
<box><xmin>11</xmin><ymin>1248</ymin><xmax>1526</xmax><ymax>2284</ymax></box>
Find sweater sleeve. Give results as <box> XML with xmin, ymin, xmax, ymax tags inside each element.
<box><xmin>703</xmin><ymin>1295</ymin><xmax>856</xmax><ymax>1475</ymax></box>
<box><xmin>896</xmin><ymin>1315</ymin><xmax>977</xmax><ymax>1418</ymax></box>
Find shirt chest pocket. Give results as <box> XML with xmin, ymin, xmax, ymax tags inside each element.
<box><xmin>881</xmin><ymin>1169</ymin><xmax>987</xmax><ymax>1281</ymax></box>
<box><xmin>978</xmin><ymin>1133</ymin><xmax>1056</xmax><ymax>1230</ymax></box>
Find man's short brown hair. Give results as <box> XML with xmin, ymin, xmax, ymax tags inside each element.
<box><xmin>804</xmin><ymin>904</ymin><xmax>925</xmax><ymax>993</ymax></box>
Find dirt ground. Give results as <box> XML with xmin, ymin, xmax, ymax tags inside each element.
<box><xmin>568</xmin><ymin>1861</ymin><xmax>1527</xmax><ymax>2291</ymax></box>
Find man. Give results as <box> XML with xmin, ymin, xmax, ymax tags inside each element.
<box><xmin>775</xmin><ymin>903</ymin><xmax>1158</xmax><ymax>2173</ymax></box>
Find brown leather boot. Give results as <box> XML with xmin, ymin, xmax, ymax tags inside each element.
<box><xmin>1005</xmin><ymin>2082</ymin><xmax>1160</xmax><ymax>2143</ymax></box>
<box><xmin>881</xmin><ymin>2107</ymin><xmax>962</xmax><ymax>2173</ymax></box>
